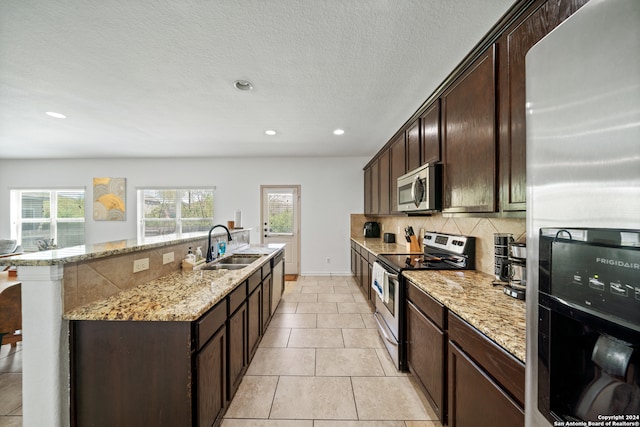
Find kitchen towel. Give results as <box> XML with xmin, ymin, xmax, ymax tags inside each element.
<box><xmin>371</xmin><ymin>262</ymin><xmax>386</xmax><ymax>301</ymax></box>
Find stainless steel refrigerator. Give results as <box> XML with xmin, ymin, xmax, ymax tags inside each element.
<box><xmin>525</xmin><ymin>0</ymin><xmax>640</xmax><ymax>426</ymax></box>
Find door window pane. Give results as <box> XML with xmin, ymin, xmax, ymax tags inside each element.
<box><xmin>268</xmin><ymin>192</ymin><xmax>293</xmax><ymax>234</ymax></box>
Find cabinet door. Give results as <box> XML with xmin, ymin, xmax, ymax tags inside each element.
<box><xmin>351</xmin><ymin>247</ymin><xmax>358</xmax><ymax>276</ymax></box>
<box><xmin>406</xmin><ymin>120</ymin><xmax>421</xmax><ymax>172</ymax></box>
<box><xmin>497</xmin><ymin>0</ymin><xmax>589</xmax><ymax>212</ymax></box>
<box><xmin>228</xmin><ymin>302</ymin><xmax>247</xmax><ymax>399</ymax></box>
<box><xmin>364</xmin><ymin>166</ymin><xmax>372</xmax><ymax>215</ymax></box>
<box><xmin>248</xmin><ymin>286</ymin><xmax>262</xmax><ymax>360</ymax></box>
<box><xmin>448</xmin><ymin>341</ymin><xmax>524</xmax><ymax>427</ymax></box>
<box><xmin>262</xmin><ymin>275</ymin><xmax>272</xmax><ymax>333</ymax></box>
<box><xmin>421</xmin><ymin>99</ymin><xmax>441</xmax><ymax>165</ymax></box>
<box><xmin>407</xmin><ymin>301</ymin><xmax>445</xmax><ymax>422</ymax></box>
<box><xmin>378</xmin><ymin>149</ymin><xmax>391</xmax><ymax>215</ymax></box>
<box><xmin>442</xmin><ymin>46</ymin><xmax>497</xmax><ymax>213</ymax></box>
<box><xmin>389</xmin><ymin>134</ymin><xmax>406</xmax><ymax>214</ymax></box>
<box><xmin>371</xmin><ymin>158</ymin><xmax>380</xmax><ymax>215</ymax></box>
<box><xmin>197</xmin><ymin>325</ymin><xmax>226</xmax><ymax>427</ymax></box>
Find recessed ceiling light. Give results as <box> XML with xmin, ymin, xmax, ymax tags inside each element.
<box><xmin>233</xmin><ymin>80</ymin><xmax>253</xmax><ymax>91</ymax></box>
<box><xmin>265</xmin><ymin>130</ymin><xmax>277</xmax><ymax>136</ymax></box>
<box><xmin>333</xmin><ymin>129</ymin><xmax>345</xmax><ymax>135</ymax></box>
<box><xmin>46</xmin><ymin>111</ymin><xmax>67</xmax><ymax>119</ymax></box>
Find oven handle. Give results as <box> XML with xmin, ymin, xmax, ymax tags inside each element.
<box><xmin>383</xmin><ymin>270</ymin><xmax>398</xmax><ymax>281</ymax></box>
<box><xmin>373</xmin><ymin>311</ymin><xmax>398</xmax><ymax>347</ymax></box>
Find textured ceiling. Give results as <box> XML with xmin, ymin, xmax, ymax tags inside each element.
<box><xmin>0</xmin><ymin>0</ymin><xmax>515</xmax><ymax>159</ymax></box>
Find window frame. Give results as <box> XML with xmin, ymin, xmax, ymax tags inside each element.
<box><xmin>136</xmin><ymin>187</ymin><xmax>215</xmax><ymax>241</ymax></box>
<box><xmin>10</xmin><ymin>188</ymin><xmax>86</xmax><ymax>251</ymax></box>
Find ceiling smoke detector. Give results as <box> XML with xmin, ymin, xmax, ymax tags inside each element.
<box><xmin>233</xmin><ymin>80</ymin><xmax>253</xmax><ymax>91</ymax></box>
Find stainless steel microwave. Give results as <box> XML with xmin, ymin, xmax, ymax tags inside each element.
<box><xmin>397</xmin><ymin>163</ymin><xmax>441</xmax><ymax>213</ymax></box>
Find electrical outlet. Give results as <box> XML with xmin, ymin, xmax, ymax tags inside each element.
<box><xmin>133</xmin><ymin>258</ymin><xmax>149</xmax><ymax>273</ymax></box>
<box><xmin>326</xmin><ymin>257</ymin><xmax>331</xmax><ymax>264</ymax></box>
<box><xmin>163</xmin><ymin>252</ymin><xmax>174</xmax><ymax>264</ymax></box>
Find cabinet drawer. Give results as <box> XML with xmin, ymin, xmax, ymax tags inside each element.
<box><xmin>448</xmin><ymin>313</ymin><xmax>524</xmax><ymax>407</ymax></box>
<box><xmin>407</xmin><ymin>280</ymin><xmax>446</xmax><ymax>330</ymax></box>
<box><xmin>248</xmin><ymin>270</ymin><xmax>262</xmax><ymax>293</ymax></box>
<box><xmin>229</xmin><ymin>281</ymin><xmax>247</xmax><ymax>315</ymax></box>
<box><xmin>196</xmin><ymin>300</ymin><xmax>227</xmax><ymax>350</ymax></box>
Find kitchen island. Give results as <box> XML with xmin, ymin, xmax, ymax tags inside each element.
<box><xmin>0</xmin><ymin>228</ymin><xmax>264</xmax><ymax>427</ymax></box>
<box><xmin>66</xmin><ymin>246</ymin><xmax>284</xmax><ymax>427</ymax></box>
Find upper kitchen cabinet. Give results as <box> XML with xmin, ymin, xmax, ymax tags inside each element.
<box><xmin>389</xmin><ymin>134</ymin><xmax>406</xmax><ymax>214</ymax></box>
<box><xmin>497</xmin><ymin>0</ymin><xmax>590</xmax><ymax>212</ymax></box>
<box><xmin>378</xmin><ymin>149</ymin><xmax>391</xmax><ymax>215</ymax></box>
<box><xmin>421</xmin><ymin>99</ymin><xmax>441</xmax><ymax>165</ymax></box>
<box><xmin>364</xmin><ymin>166</ymin><xmax>373</xmax><ymax>215</ymax></box>
<box><xmin>406</xmin><ymin>120</ymin><xmax>421</xmax><ymax>172</ymax></box>
<box><xmin>442</xmin><ymin>46</ymin><xmax>497</xmax><ymax>213</ymax></box>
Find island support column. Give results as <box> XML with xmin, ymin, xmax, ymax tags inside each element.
<box><xmin>19</xmin><ymin>265</ymin><xmax>69</xmax><ymax>427</ymax></box>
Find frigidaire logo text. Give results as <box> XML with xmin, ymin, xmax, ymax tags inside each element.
<box><xmin>595</xmin><ymin>258</ymin><xmax>640</xmax><ymax>269</ymax></box>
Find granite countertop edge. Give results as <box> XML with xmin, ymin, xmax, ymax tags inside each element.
<box><xmin>64</xmin><ymin>244</ymin><xmax>283</xmax><ymax>323</ymax></box>
<box><xmin>0</xmin><ymin>229</ymin><xmax>251</xmax><ymax>267</ymax></box>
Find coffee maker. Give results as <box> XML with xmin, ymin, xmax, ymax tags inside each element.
<box><xmin>364</xmin><ymin>222</ymin><xmax>380</xmax><ymax>238</ymax></box>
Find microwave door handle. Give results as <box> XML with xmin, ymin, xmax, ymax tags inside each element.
<box><xmin>411</xmin><ymin>175</ymin><xmax>419</xmax><ymax>207</ymax></box>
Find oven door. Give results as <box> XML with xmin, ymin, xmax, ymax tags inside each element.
<box><xmin>373</xmin><ymin>268</ymin><xmax>400</xmax><ymax>368</ymax></box>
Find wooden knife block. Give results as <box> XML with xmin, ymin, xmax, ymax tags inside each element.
<box><xmin>406</xmin><ymin>235</ymin><xmax>421</xmax><ymax>253</ymax></box>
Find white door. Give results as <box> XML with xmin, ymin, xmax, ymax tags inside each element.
<box><xmin>261</xmin><ymin>186</ymin><xmax>300</xmax><ymax>277</ymax></box>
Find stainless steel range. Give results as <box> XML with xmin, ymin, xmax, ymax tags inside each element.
<box><xmin>373</xmin><ymin>232</ymin><xmax>476</xmax><ymax>370</ymax></box>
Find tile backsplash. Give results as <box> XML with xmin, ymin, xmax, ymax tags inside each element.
<box><xmin>351</xmin><ymin>213</ymin><xmax>525</xmax><ymax>276</ymax></box>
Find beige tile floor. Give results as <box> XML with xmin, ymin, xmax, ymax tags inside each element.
<box><xmin>0</xmin><ymin>276</ymin><xmax>443</xmax><ymax>427</ymax></box>
<box><xmin>0</xmin><ymin>341</ymin><xmax>22</xmax><ymax>427</ymax></box>
<box><xmin>221</xmin><ymin>276</ymin><xmax>443</xmax><ymax>427</ymax></box>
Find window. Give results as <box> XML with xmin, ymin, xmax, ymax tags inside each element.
<box><xmin>10</xmin><ymin>189</ymin><xmax>85</xmax><ymax>252</ymax></box>
<box><xmin>137</xmin><ymin>188</ymin><xmax>214</xmax><ymax>240</ymax></box>
<box><xmin>266</xmin><ymin>190</ymin><xmax>294</xmax><ymax>235</ymax></box>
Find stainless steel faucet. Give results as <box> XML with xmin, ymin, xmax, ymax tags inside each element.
<box><xmin>206</xmin><ymin>224</ymin><xmax>233</xmax><ymax>262</ymax></box>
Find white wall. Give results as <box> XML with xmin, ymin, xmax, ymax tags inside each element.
<box><xmin>0</xmin><ymin>156</ymin><xmax>367</xmax><ymax>274</ymax></box>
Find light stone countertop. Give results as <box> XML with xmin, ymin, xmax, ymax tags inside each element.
<box><xmin>64</xmin><ymin>245</ymin><xmax>283</xmax><ymax>322</ymax></box>
<box><xmin>0</xmin><ymin>229</ymin><xmax>250</xmax><ymax>267</ymax></box>
<box><xmin>350</xmin><ymin>236</ymin><xmax>423</xmax><ymax>256</ymax></box>
<box><xmin>403</xmin><ymin>270</ymin><xmax>526</xmax><ymax>362</ymax></box>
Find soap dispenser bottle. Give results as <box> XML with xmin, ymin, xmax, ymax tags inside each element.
<box><xmin>186</xmin><ymin>247</ymin><xmax>196</xmax><ymax>264</ymax></box>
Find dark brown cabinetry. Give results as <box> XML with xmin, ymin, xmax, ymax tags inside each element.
<box><xmin>228</xmin><ymin>300</ymin><xmax>247</xmax><ymax>399</ymax></box>
<box><xmin>71</xmin><ymin>302</ymin><xmax>228</xmax><ymax>427</ymax></box>
<box><xmin>421</xmin><ymin>99</ymin><xmax>441</xmax><ymax>165</ymax></box>
<box><xmin>406</xmin><ymin>281</ymin><xmax>446</xmax><ymax>423</ymax></box>
<box><xmin>378</xmin><ymin>149</ymin><xmax>391</xmax><ymax>215</ymax></box>
<box><xmin>406</xmin><ymin>120</ymin><xmax>421</xmax><ymax>172</ymax></box>
<box><xmin>447</xmin><ymin>313</ymin><xmax>524</xmax><ymax>427</ymax></box>
<box><xmin>197</xmin><ymin>324</ymin><xmax>226</xmax><ymax>427</ymax></box>
<box><xmin>351</xmin><ymin>242</ymin><xmax>375</xmax><ymax>306</ymax></box>
<box><xmin>364</xmin><ymin>166</ymin><xmax>373</xmax><ymax>215</ymax></box>
<box><xmin>442</xmin><ymin>46</ymin><xmax>497</xmax><ymax>213</ymax></box>
<box><xmin>497</xmin><ymin>0</ymin><xmax>590</xmax><ymax>212</ymax></box>
<box><xmin>389</xmin><ymin>134</ymin><xmax>406</xmax><ymax>214</ymax></box>
<box><xmin>71</xmin><ymin>250</ymin><xmax>283</xmax><ymax>427</ymax></box>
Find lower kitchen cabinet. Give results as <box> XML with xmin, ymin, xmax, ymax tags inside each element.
<box><xmin>262</xmin><ymin>273</ymin><xmax>272</xmax><ymax>333</ymax></box>
<box><xmin>406</xmin><ymin>281</ymin><xmax>446</xmax><ymax>423</ymax></box>
<box><xmin>447</xmin><ymin>313</ymin><xmax>524</xmax><ymax>427</ymax></box>
<box><xmin>197</xmin><ymin>325</ymin><xmax>226</xmax><ymax>427</ymax></box>
<box><xmin>247</xmin><ymin>285</ymin><xmax>262</xmax><ymax>360</ymax></box>
<box><xmin>228</xmin><ymin>300</ymin><xmax>247</xmax><ymax>400</ymax></box>
<box><xmin>71</xmin><ymin>301</ymin><xmax>228</xmax><ymax>427</ymax></box>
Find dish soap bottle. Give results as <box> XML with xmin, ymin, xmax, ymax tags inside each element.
<box><xmin>186</xmin><ymin>247</ymin><xmax>196</xmax><ymax>264</ymax></box>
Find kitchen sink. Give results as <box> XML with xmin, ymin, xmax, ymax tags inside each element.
<box><xmin>218</xmin><ymin>254</ymin><xmax>265</xmax><ymax>264</ymax></box>
<box><xmin>200</xmin><ymin>263</ymin><xmax>248</xmax><ymax>271</ymax></box>
<box><xmin>198</xmin><ymin>253</ymin><xmax>265</xmax><ymax>271</ymax></box>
